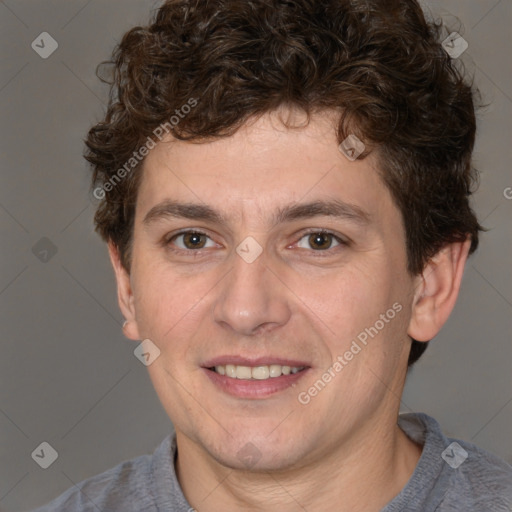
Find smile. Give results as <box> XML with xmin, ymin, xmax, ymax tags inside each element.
<box><xmin>211</xmin><ymin>364</ymin><xmax>306</xmax><ymax>380</ymax></box>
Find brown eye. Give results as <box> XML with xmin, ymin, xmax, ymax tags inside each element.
<box><xmin>183</xmin><ymin>232</ymin><xmax>207</xmax><ymax>249</ymax></box>
<box><xmin>170</xmin><ymin>231</ymin><xmax>214</xmax><ymax>250</ymax></box>
<box><xmin>309</xmin><ymin>232</ymin><xmax>333</xmax><ymax>250</ymax></box>
<box><xmin>296</xmin><ymin>231</ymin><xmax>342</xmax><ymax>251</ymax></box>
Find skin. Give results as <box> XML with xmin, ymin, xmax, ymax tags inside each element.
<box><xmin>110</xmin><ymin>108</ymin><xmax>471</xmax><ymax>511</ymax></box>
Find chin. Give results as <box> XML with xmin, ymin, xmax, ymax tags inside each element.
<box><xmin>211</xmin><ymin>446</ymin><xmax>304</xmax><ymax>473</ymax></box>
<box><xmin>200</xmin><ymin>427</ymin><xmax>309</xmax><ymax>473</ymax></box>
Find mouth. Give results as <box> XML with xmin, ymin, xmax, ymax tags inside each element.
<box><xmin>202</xmin><ymin>359</ymin><xmax>311</xmax><ymax>399</ymax></box>
<box><xmin>209</xmin><ymin>364</ymin><xmax>307</xmax><ymax>380</ymax></box>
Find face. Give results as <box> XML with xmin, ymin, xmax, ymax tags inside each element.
<box><xmin>120</xmin><ymin>109</ymin><xmax>419</xmax><ymax>471</ymax></box>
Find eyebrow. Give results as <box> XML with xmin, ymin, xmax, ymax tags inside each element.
<box><xmin>142</xmin><ymin>198</ymin><xmax>371</xmax><ymax>228</ymax></box>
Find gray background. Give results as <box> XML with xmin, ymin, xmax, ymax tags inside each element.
<box><xmin>0</xmin><ymin>1</ymin><xmax>510</xmax><ymax>510</ymax></box>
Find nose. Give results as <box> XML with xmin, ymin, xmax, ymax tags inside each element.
<box><xmin>212</xmin><ymin>249</ymin><xmax>291</xmax><ymax>337</ymax></box>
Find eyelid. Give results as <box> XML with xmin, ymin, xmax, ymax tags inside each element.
<box><xmin>293</xmin><ymin>228</ymin><xmax>348</xmax><ymax>251</ymax></box>
<box><xmin>295</xmin><ymin>228</ymin><xmax>349</xmax><ymax>243</ymax></box>
<box><xmin>164</xmin><ymin>229</ymin><xmax>219</xmax><ymax>251</ymax></box>
<box><xmin>163</xmin><ymin>228</ymin><xmax>349</xmax><ymax>253</ymax></box>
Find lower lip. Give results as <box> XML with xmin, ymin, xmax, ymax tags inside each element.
<box><xmin>203</xmin><ymin>368</ymin><xmax>310</xmax><ymax>399</ymax></box>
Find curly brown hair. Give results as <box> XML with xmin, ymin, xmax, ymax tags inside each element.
<box><xmin>85</xmin><ymin>0</ymin><xmax>483</xmax><ymax>367</ymax></box>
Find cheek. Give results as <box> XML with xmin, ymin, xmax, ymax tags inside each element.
<box><xmin>130</xmin><ymin>258</ymin><xmax>212</xmax><ymax>343</ymax></box>
<box><xmin>300</xmin><ymin>258</ymin><xmax>409</xmax><ymax>367</ymax></box>
<box><xmin>296</xmin><ymin>259</ymin><xmax>392</xmax><ymax>328</ymax></box>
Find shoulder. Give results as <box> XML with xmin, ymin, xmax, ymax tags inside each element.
<box><xmin>441</xmin><ymin>435</ymin><xmax>512</xmax><ymax>510</ymax></box>
<box><xmin>29</xmin><ymin>437</ymin><xmax>172</xmax><ymax>512</ymax></box>
<box><xmin>399</xmin><ymin>412</ymin><xmax>512</xmax><ymax>511</ymax></box>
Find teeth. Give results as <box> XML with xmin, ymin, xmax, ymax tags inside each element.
<box><xmin>225</xmin><ymin>364</ymin><xmax>237</xmax><ymax>378</ymax></box>
<box><xmin>269</xmin><ymin>364</ymin><xmax>282</xmax><ymax>377</ymax></box>
<box><xmin>236</xmin><ymin>365</ymin><xmax>252</xmax><ymax>379</ymax></box>
<box><xmin>212</xmin><ymin>364</ymin><xmax>305</xmax><ymax>380</ymax></box>
<box><xmin>251</xmin><ymin>366</ymin><xmax>269</xmax><ymax>380</ymax></box>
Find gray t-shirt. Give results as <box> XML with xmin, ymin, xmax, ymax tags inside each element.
<box><xmin>30</xmin><ymin>413</ymin><xmax>512</xmax><ymax>511</ymax></box>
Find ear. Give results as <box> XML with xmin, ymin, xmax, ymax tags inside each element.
<box><xmin>408</xmin><ymin>238</ymin><xmax>472</xmax><ymax>342</ymax></box>
<box><xmin>108</xmin><ymin>242</ymin><xmax>141</xmax><ymax>340</ymax></box>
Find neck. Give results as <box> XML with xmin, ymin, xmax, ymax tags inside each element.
<box><xmin>175</xmin><ymin>414</ymin><xmax>422</xmax><ymax>512</ymax></box>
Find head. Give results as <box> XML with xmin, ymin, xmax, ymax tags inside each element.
<box><xmin>85</xmin><ymin>0</ymin><xmax>482</xmax><ymax>471</ymax></box>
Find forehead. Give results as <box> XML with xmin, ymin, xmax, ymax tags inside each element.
<box><xmin>135</xmin><ymin>110</ymin><xmax>396</xmax><ymax>227</ymax></box>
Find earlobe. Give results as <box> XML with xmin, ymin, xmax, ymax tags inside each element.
<box><xmin>408</xmin><ymin>239</ymin><xmax>472</xmax><ymax>342</ymax></box>
<box><xmin>108</xmin><ymin>242</ymin><xmax>140</xmax><ymax>340</ymax></box>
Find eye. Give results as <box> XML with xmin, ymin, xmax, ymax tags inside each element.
<box><xmin>168</xmin><ymin>231</ymin><xmax>217</xmax><ymax>250</ymax></box>
<box><xmin>296</xmin><ymin>231</ymin><xmax>343</xmax><ymax>251</ymax></box>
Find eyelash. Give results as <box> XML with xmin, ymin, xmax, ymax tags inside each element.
<box><xmin>164</xmin><ymin>229</ymin><xmax>348</xmax><ymax>255</ymax></box>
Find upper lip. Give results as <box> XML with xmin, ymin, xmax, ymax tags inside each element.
<box><xmin>202</xmin><ymin>356</ymin><xmax>310</xmax><ymax>368</ymax></box>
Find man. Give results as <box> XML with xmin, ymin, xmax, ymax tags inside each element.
<box><xmin>33</xmin><ymin>0</ymin><xmax>512</xmax><ymax>510</ymax></box>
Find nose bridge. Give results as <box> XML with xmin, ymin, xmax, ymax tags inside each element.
<box><xmin>212</xmin><ymin>247</ymin><xmax>291</xmax><ymax>336</ymax></box>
